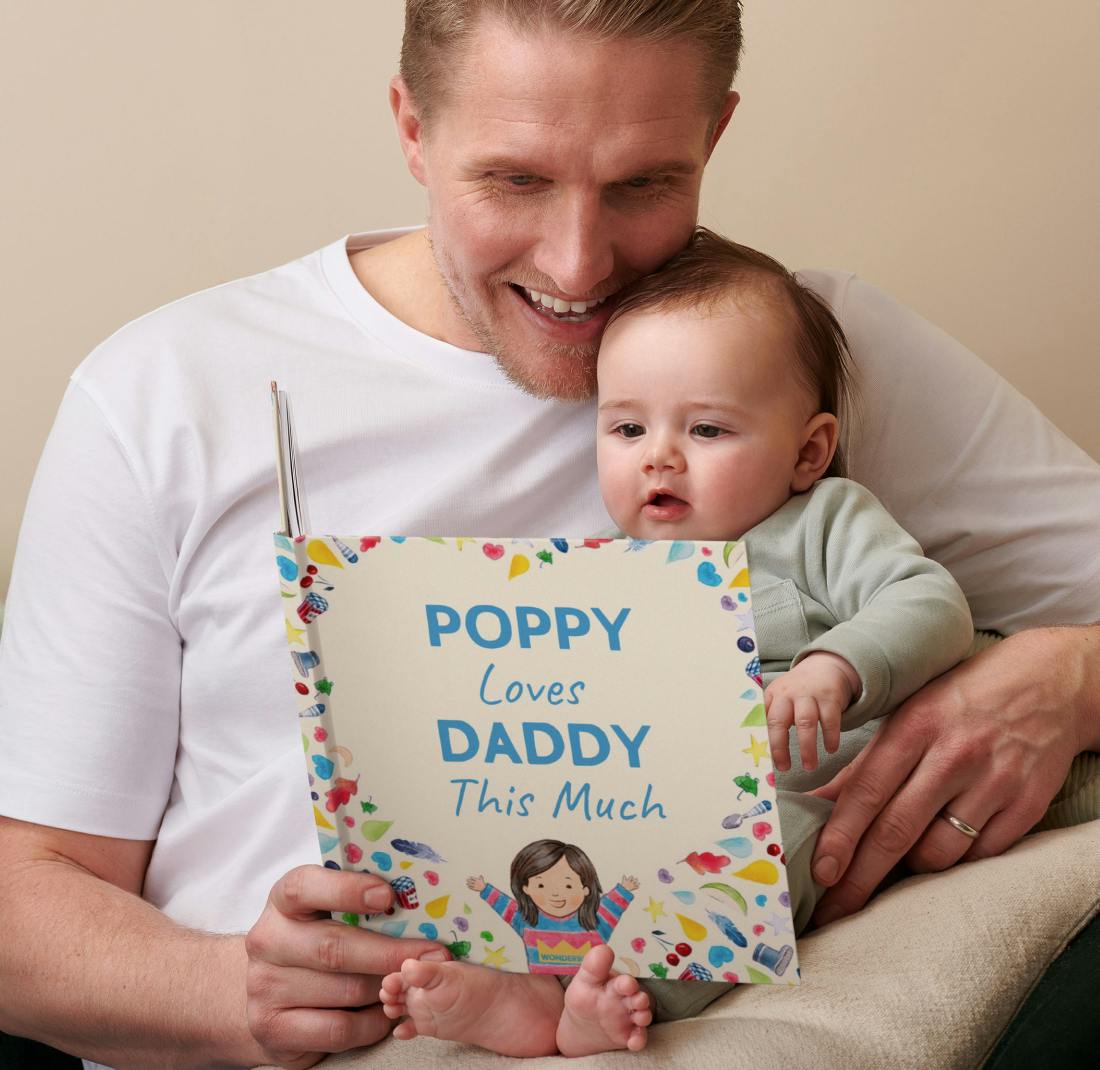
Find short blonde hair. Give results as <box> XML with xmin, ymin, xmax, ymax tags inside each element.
<box><xmin>401</xmin><ymin>0</ymin><xmax>743</xmax><ymax>124</ymax></box>
<box><xmin>606</xmin><ymin>227</ymin><xmax>858</xmax><ymax>479</ymax></box>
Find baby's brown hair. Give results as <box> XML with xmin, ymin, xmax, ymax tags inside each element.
<box><xmin>605</xmin><ymin>227</ymin><xmax>857</xmax><ymax>477</ymax></box>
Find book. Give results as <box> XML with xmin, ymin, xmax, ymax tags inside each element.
<box><xmin>272</xmin><ymin>383</ymin><xmax>799</xmax><ymax>985</ymax></box>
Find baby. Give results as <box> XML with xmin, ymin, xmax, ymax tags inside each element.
<box><xmin>380</xmin><ymin>228</ymin><xmax>974</xmax><ymax>1052</ymax></box>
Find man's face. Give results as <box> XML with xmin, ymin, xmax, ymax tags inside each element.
<box><xmin>395</xmin><ymin>18</ymin><xmax>735</xmax><ymax>401</ymax></box>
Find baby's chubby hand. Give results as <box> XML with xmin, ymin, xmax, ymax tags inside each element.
<box><xmin>620</xmin><ymin>875</ymin><xmax>640</xmax><ymax>892</ymax></box>
<box><xmin>764</xmin><ymin>652</ymin><xmax>861</xmax><ymax>773</ymax></box>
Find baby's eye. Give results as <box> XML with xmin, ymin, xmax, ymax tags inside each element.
<box><xmin>692</xmin><ymin>423</ymin><xmax>725</xmax><ymax>439</ymax></box>
<box><xmin>614</xmin><ymin>423</ymin><xmax>645</xmax><ymax>439</ymax></box>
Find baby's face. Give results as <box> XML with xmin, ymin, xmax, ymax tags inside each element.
<box><xmin>522</xmin><ymin>856</ymin><xmax>589</xmax><ymax>918</ymax></box>
<box><xmin>597</xmin><ymin>304</ymin><xmax>817</xmax><ymax>540</ymax></box>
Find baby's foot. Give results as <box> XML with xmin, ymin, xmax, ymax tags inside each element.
<box><xmin>557</xmin><ymin>944</ymin><xmax>652</xmax><ymax>1056</ymax></box>
<box><xmin>380</xmin><ymin>958</ymin><xmax>563</xmax><ymax>1057</ymax></box>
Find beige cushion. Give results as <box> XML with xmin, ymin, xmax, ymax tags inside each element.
<box><xmin>263</xmin><ymin>821</ymin><xmax>1100</xmax><ymax>1070</ymax></box>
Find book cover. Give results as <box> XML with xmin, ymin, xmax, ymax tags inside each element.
<box><xmin>272</xmin><ymin>388</ymin><xmax>799</xmax><ymax>987</ymax></box>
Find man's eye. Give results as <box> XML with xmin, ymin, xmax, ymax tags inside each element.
<box><xmin>623</xmin><ymin>176</ymin><xmax>655</xmax><ymax>189</ymax></box>
<box><xmin>692</xmin><ymin>424</ymin><xmax>725</xmax><ymax>439</ymax></box>
<box><xmin>504</xmin><ymin>175</ymin><xmax>540</xmax><ymax>187</ymax></box>
<box><xmin>615</xmin><ymin>423</ymin><xmax>645</xmax><ymax>439</ymax></box>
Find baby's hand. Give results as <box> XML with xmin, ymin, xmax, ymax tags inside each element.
<box><xmin>764</xmin><ymin>652</ymin><xmax>860</xmax><ymax>773</ymax></box>
<box><xmin>621</xmin><ymin>875</ymin><xmax>640</xmax><ymax>892</ymax></box>
<box><xmin>466</xmin><ymin>875</ymin><xmax>487</xmax><ymax>892</ymax></box>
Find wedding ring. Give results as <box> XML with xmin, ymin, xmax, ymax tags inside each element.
<box><xmin>940</xmin><ymin>809</ymin><xmax>980</xmax><ymax>840</ymax></box>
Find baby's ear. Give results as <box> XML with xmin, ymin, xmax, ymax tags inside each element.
<box><xmin>791</xmin><ymin>413</ymin><xmax>839</xmax><ymax>493</ymax></box>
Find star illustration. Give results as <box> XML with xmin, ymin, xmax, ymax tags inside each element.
<box><xmin>481</xmin><ymin>946</ymin><xmax>510</xmax><ymax>969</ymax></box>
<box><xmin>285</xmin><ymin>619</ymin><xmax>306</xmax><ymax>644</ymax></box>
<box><xmin>644</xmin><ymin>897</ymin><xmax>666</xmax><ymax>924</ymax></box>
<box><xmin>742</xmin><ymin>734</ymin><xmax>769</xmax><ymax>767</ymax></box>
<box><xmin>733</xmin><ymin>610</ymin><xmax>754</xmax><ymax>631</ymax></box>
<box><xmin>765</xmin><ymin>911</ymin><xmax>793</xmax><ymax>936</ymax></box>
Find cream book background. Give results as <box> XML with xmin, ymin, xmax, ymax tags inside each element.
<box><xmin>276</xmin><ymin>533</ymin><xmax>799</xmax><ymax>985</ymax></box>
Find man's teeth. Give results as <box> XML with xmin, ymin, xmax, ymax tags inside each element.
<box><xmin>525</xmin><ymin>289</ymin><xmax>607</xmax><ymax>315</ymax></box>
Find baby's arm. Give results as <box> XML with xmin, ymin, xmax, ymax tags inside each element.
<box><xmin>785</xmin><ymin>480</ymin><xmax>973</xmax><ymax>731</ymax></box>
<box><xmin>765</xmin><ymin>651</ymin><xmax>862</xmax><ymax>772</ymax></box>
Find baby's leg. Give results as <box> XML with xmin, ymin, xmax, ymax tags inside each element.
<box><xmin>380</xmin><ymin>958</ymin><xmax>564</xmax><ymax>1057</ymax></box>
<box><xmin>556</xmin><ymin>944</ymin><xmax>652</xmax><ymax>1056</ymax></box>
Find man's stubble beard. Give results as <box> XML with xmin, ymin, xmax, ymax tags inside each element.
<box><xmin>428</xmin><ymin>232</ymin><xmax>599</xmax><ymax>403</ymax></box>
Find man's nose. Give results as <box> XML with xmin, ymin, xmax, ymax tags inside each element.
<box><xmin>532</xmin><ymin>192</ymin><xmax>615</xmax><ymax>298</ymax></box>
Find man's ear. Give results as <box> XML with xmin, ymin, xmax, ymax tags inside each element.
<box><xmin>791</xmin><ymin>412</ymin><xmax>839</xmax><ymax>493</ymax></box>
<box><xmin>390</xmin><ymin>75</ymin><xmax>428</xmax><ymax>186</ymax></box>
<box><xmin>706</xmin><ymin>91</ymin><xmax>740</xmax><ymax>159</ymax></box>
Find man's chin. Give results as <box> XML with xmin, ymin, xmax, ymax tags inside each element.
<box><xmin>493</xmin><ymin>343</ymin><xmax>598</xmax><ymax>402</ymax></box>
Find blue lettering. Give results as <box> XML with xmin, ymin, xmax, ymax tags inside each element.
<box><xmin>610</xmin><ymin>723</ymin><xmax>651</xmax><ymax>768</ymax></box>
<box><xmin>426</xmin><ymin>604</ymin><xmax>460</xmax><ymax>647</ymax></box>
<box><xmin>554</xmin><ymin>607</ymin><xmax>590</xmax><ymax>649</ymax></box>
<box><xmin>438</xmin><ymin>720</ymin><xmax>478</xmax><ymax>762</ymax></box>
<box><xmin>478</xmin><ymin>662</ymin><xmax>502</xmax><ymax>705</ymax></box>
<box><xmin>467</xmin><ymin>604</ymin><xmax>512</xmax><ymax>649</ymax></box>
<box><xmin>484</xmin><ymin>722</ymin><xmax>523</xmax><ymax>763</ymax></box>
<box><xmin>568</xmin><ymin>724</ymin><xmax>610</xmax><ymax>766</ymax></box>
<box><xmin>591</xmin><ymin>606</ymin><xmax>631</xmax><ymax>651</ymax></box>
<box><xmin>515</xmin><ymin>605</ymin><xmax>552</xmax><ymax>648</ymax></box>
<box><xmin>522</xmin><ymin>722</ymin><xmax>565</xmax><ymax>765</ymax></box>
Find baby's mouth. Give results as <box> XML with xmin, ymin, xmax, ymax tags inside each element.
<box><xmin>511</xmin><ymin>285</ymin><xmax>609</xmax><ymax>323</ymax></box>
<box><xmin>646</xmin><ymin>490</ymin><xmax>689</xmax><ymax>508</ymax></box>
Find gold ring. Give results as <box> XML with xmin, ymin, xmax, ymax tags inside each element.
<box><xmin>940</xmin><ymin>809</ymin><xmax>980</xmax><ymax>840</ymax></box>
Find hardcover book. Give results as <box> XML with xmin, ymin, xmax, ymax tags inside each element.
<box><xmin>272</xmin><ymin>384</ymin><xmax>799</xmax><ymax>986</ymax></box>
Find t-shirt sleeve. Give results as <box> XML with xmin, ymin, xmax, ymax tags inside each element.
<box><xmin>0</xmin><ymin>381</ymin><xmax>181</xmax><ymax>838</ymax></box>
<box><xmin>801</xmin><ymin>270</ymin><xmax>1100</xmax><ymax>633</ymax></box>
<box><xmin>790</xmin><ymin>480</ymin><xmax>975</xmax><ymax>730</ymax></box>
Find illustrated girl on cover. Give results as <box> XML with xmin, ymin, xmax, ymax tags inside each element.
<box><xmin>467</xmin><ymin>838</ymin><xmax>640</xmax><ymax>974</ymax></box>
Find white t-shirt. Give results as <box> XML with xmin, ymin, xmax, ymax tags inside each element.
<box><xmin>0</xmin><ymin>227</ymin><xmax>1097</xmax><ymax>1039</ymax></box>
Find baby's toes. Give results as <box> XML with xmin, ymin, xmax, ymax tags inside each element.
<box><xmin>626</xmin><ymin>1024</ymin><xmax>648</xmax><ymax>1052</ymax></box>
<box><xmin>610</xmin><ymin>972</ymin><xmax>639</xmax><ymax>997</ymax></box>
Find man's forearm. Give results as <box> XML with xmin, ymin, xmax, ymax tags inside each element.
<box><xmin>0</xmin><ymin>857</ymin><xmax>265</xmax><ymax>1069</ymax></box>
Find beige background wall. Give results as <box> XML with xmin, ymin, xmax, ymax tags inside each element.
<box><xmin>1</xmin><ymin>1</ymin><xmax>1098</xmax><ymax>597</ymax></box>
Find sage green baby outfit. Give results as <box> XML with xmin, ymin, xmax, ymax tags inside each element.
<box><xmin>640</xmin><ymin>477</ymin><xmax>974</xmax><ymax>1020</ymax></box>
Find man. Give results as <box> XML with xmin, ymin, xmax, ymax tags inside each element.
<box><xmin>0</xmin><ymin>3</ymin><xmax>1097</xmax><ymax>1068</ymax></box>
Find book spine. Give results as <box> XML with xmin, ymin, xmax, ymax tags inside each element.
<box><xmin>275</xmin><ymin>535</ymin><xmax>359</xmax><ymax>883</ymax></box>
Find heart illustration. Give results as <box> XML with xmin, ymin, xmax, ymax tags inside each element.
<box><xmin>483</xmin><ymin>543</ymin><xmax>505</xmax><ymax>561</ymax></box>
<box><xmin>311</xmin><ymin>754</ymin><xmax>334</xmax><ymax>780</ymax></box>
<box><xmin>344</xmin><ymin>843</ymin><xmax>363</xmax><ymax>865</ymax></box>
<box><xmin>708</xmin><ymin>946</ymin><xmax>735</xmax><ymax>968</ymax></box>
<box><xmin>369</xmin><ymin>851</ymin><xmax>392</xmax><ymax>872</ymax></box>
<box><xmin>276</xmin><ymin>555</ymin><xmax>298</xmax><ymax>581</ymax></box>
<box><xmin>721</xmin><ymin>595</ymin><xmax>736</xmax><ymax>610</ymax></box>
<box><xmin>752</xmin><ymin>821</ymin><xmax>773</xmax><ymax>841</ymax></box>
<box><xmin>696</xmin><ymin>562</ymin><xmax>722</xmax><ymax>587</ymax></box>
<box><xmin>418</xmin><ymin>923</ymin><xmax>438</xmax><ymax>940</ymax></box>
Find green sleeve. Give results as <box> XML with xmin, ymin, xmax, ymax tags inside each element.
<box><xmin>789</xmin><ymin>479</ymin><xmax>974</xmax><ymax>729</ymax></box>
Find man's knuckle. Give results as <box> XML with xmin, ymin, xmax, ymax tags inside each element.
<box><xmin>281</xmin><ymin>866</ymin><xmax>310</xmax><ymax>911</ymax></box>
<box><xmin>846</xmin><ymin>778</ymin><xmax>888</xmax><ymax>816</ymax></box>
<box><xmin>318</xmin><ymin>932</ymin><xmax>347</xmax><ymax>973</ymax></box>
<box><xmin>327</xmin><ymin>1013</ymin><xmax>355</xmax><ymax>1050</ymax></box>
<box><xmin>873</xmin><ymin>810</ymin><xmax>916</xmax><ymax>854</ymax></box>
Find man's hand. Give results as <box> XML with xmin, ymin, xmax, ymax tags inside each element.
<box><xmin>808</xmin><ymin>626</ymin><xmax>1100</xmax><ymax>926</ymax></box>
<box><xmin>765</xmin><ymin>652</ymin><xmax>860</xmax><ymax>772</ymax></box>
<box><xmin>245</xmin><ymin>865</ymin><xmax>450</xmax><ymax>1069</ymax></box>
